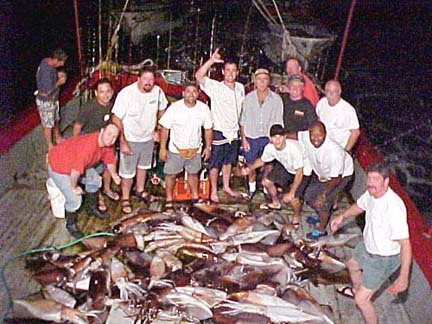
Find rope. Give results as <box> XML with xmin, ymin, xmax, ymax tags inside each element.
<box><xmin>105</xmin><ymin>0</ymin><xmax>131</xmax><ymax>62</ymax></box>
<box><xmin>0</xmin><ymin>232</ymin><xmax>115</xmax><ymax>322</ymax></box>
<box><xmin>252</xmin><ymin>0</ymin><xmax>278</xmax><ymax>26</ymax></box>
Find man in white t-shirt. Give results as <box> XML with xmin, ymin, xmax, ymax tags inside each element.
<box><xmin>112</xmin><ymin>66</ymin><xmax>168</xmax><ymax>214</ymax></box>
<box><xmin>331</xmin><ymin>162</ymin><xmax>411</xmax><ymax>324</ymax></box>
<box><xmin>291</xmin><ymin>121</ymin><xmax>354</xmax><ymax>240</ymax></box>
<box><xmin>195</xmin><ymin>48</ymin><xmax>245</xmax><ymax>203</ymax></box>
<box><xmin>243</xmin><ymin>124</ymin><xmax>310</xmax><ymax>229</ymax></box>
<box><xmin>159</xmin><ymin>83</ymin><xmax>213</xmax><ymax>206</ymax></box>
<box><xmin>316</xmin><ymin>80</ymin><xmax>360</xmax><ymax>152</ymax></box>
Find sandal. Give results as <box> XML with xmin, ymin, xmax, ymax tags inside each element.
<box><xmin>336</xmin><ymin>286</ymin><xmax>355</xmax><ymax>299</ymax></box>
<box><xmin>165</xmin><ymin>200</ymin><xmax>174</xmax><ymax>209</ymax></box>
<box><xmin>121</xmin><ymin>199</ymin><xmax>132</xmax><ymax>214</ymax></box>
<box><xmin>134</xmin><ymin>190</ymin><xmax>155</xmax><ymax>203</ymax></box>
<box><xmin>97</xmin><ymin>193</ymin><xmax>107</xmax><ymax>212</ymax></box>
<box><xmin>259</xmin><ymin>202</ymin><xmax>281</xmax><ymax>210</ymax></box>
<box><xmin>103</xmin><ymin>189</ymin><xmax>120</xmax><ymax>201</ymax></box>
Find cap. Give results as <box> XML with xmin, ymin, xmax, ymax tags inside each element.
<box><xmin>254</xmin><ymin>68</ymin><xmax>270</xmax><ymax>76</ymax></box>
<box><xmin>269</xmin><ymin>124</ymin><xmax>286</xmax><ymax>137</ymax></box>
<box><xmin>288</xmin><ymin>74</ymin><xmax>305</xmax><ymax>84</ymax></box>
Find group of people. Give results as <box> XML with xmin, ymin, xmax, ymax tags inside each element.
<box><xmin>36</xmin><ymin>48</ymin><xmax>411</xmax><ymax>324</ymax></box>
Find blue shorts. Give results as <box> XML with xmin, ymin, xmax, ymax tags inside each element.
<box><xmin>241</xmin><ymin>137</ymin><xmax>269</xmax><ymax>164</ymax></box>
<box><xmin>352</xmin><ymin>241</ymin><xmax>401</xmax><ymax>290</ymax></box>
<box><xmin>208</xmin><ymin>130</ymin><xmax>240</xmax><ymax>169</ymax></box>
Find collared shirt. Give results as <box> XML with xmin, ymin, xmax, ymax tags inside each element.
<box><xmin>240</xmin><ymin>89</ymin><xmax>284</xmax><ymax>139</ymax></box>
<box><xmin>200</xmin><ymin>77</ymin><xmax>244</xmax><ymax>140</ymax></box>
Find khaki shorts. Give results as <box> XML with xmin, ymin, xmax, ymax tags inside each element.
<box><xmin>119</xmin><ymin>140</ymin><xmax>154</xmax><ymax>178</ymax></box>
<box><xmin>164</xmin><ymin>151</ymin><xmax>202</xmax><ymax>175</ymax></box>
<box><xmin>36</xmin><ymin>98</ymin><xmax>60</xmax><ymax>128</ymax></box>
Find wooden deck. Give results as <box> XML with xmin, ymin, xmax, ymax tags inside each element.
<box><xmin>0</xmin><ymin>152</ymin><xmax>415</xmax><ymax>323</ymax></box>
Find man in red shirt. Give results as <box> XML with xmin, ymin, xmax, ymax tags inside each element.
<box><xmin>279</xmin><ymin>57</ymin><xmax>320</xmax><ymax>107</ymax></box>
<box><xmin>47</xmin><ymin>124</ymin><xmax>120</xmax><ymax>238</ymax></box>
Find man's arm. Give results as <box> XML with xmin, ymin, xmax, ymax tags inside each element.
<box><xmin>388</xmin><ymin>238</ymin><xmax>412</xmax><ymax>293</ymax></box>
<box><xmin>345</xmin><ymin>128</ymin><xmax>361</xmax><ymax>153</ymax></box>
<box><xmin>159</xmin><ymin>126</ymin><xmax>169</xmax><ymax>162</ymax></box>
<box><xmin>284</xmin><ymin>168</ymin><xmax>303</xmax><ymax>203</ymax></box>
<box><xmin>195</xmin><ymin>48</ymin><xmax>223</xmax><ymax>85</ymax></box>
<box><xmin>70</xmin><ymin>169</ymin><xmax>84</xmax><ymax>195</ymax></box>
<box><xmin>111</xmin><ymin>115</ymin><xmax>132</xmax><ymax>155</ymax></box>
<box><xmin>72</xmin><ymin>122</ymin><xmax>83</xmax><ymax>137</ymax></box>
<box><xmin>330</xmin><ymin>203</ymin><xmax>365</xmax><ymax>232</ymax></box>
<box><xmin>202</xmin><ymin>128</ymin><xmax>213</xmax><ymax>161</ymax></box>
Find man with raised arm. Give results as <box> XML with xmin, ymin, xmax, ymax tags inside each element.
<box><xmin>331</xmin><ymin>162</ymin><xmax>411</xmax><ymax>324</ymax></box>
<box><xmin>195</xmin><ymin>48</ymin><xmax>245</xmax><ymax>203</ymax></box>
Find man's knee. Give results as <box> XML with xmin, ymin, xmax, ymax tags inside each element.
<box><xmin>346</xmin><ymin>257</ymin><xmax>360</xmax><ymax>272</ymax></box>
<box><xmin>354</xmin><ymin>286</ymin><xmax>374</xmax><ymax>308</ymax></box>
<box><xmin>261</xmin><ymin>177</ymin><xmax>273</xmax><ymax>188</ymax></box>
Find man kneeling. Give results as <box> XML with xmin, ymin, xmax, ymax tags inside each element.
<box><xmin>159</xmin><ymin>83</ymin><xmax>213</xmax><ymax>206</ymax></box>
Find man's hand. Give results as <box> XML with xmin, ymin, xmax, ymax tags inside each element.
<box><xmin>72</xmin><ymin>186</ymin><xmax>84</xmax><ymax>196</ymax></box>
<box><xmin>210</xmin><ymin>48</ymin><xmax>224</xmax><ymax>64</ymax></box>
<box><xmin>241</xmin><ymin>138</ymin><xmax>250</xmax><ymax>152</ymax></box>
<box><xmin>278</xmin><ymin>84</ymin><xmax>288</xmax><ymax>93</ymax></box>
<box><xmin>283</xmin><ymin>191</ymin><xmax>295</xmax><ymax>204</ymax></box>
<box><xmin>152</xmin><ymin>130</ymin><xmax>160</xmax><ymax>143</ymax></box>
<box><xmin>159</xmin><ymin>147</ymin><xmax>168</xmax><ymax>162</ymax></box>
<box><xmin>201</xmin><ymin>147</ymin><xmax>211</xmax><ymax>161</ymax></box>
<box><xmin>388</xmin><ymin>276</ymin><xmax>409</xmax><ymax>294</ymax></box>
<box><xmin>330</xmin><ymin>214</ymin><xmax>344</xmax><ymax>233</ymax></box>
<box><xmin>120</xmin><ymin>141</ymin><xmax>133</xmax><ymax>155</ymax></box>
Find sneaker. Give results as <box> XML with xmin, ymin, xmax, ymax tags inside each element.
<box><xmin>306</xmin><ymin>214</ymin><xmax>320</xmax><ymax>224</ymax></box>
<box><xmin>306</xmin><ymin>229</ymin><xmax>328</xmax><ymax>241</ymax></box>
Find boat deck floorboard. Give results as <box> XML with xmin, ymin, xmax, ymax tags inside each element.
<box><xmin>0</xmin><ymin>158</ymin><xmax>413</xmax><ymax>323</ymax></box>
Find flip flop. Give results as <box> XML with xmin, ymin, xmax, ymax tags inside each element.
<box><xmin>103</xmin><ymin>190</ymin><xmax>120</xmax><ymax>201</ymax></box>
<box><xmin>121</xmin><ymin>199</ymin><xmax>132</xmax><ymax>214</ymax></box>
<box><xmin>134</xmin><ymin>190</ymin><xmax>155</xmax><ymax>203</ymax></box>
<box><xmin>165</xmin><ymin>201</ymin><xmax>174</xmax><ymax>209</ymax></box>
<box><xmin>336</xmin><ymin>286</ymin><xmax>355</xmax><ymax>299</ymax></box>
<box><xmin>259</xmin><ymin>202</ymin><xmax>281</xmax><ymax>210</ymax></box>
<box><xmin>97</xmin><ymin>194</ymin><xmax>107</xmax><ymax>212</ymax></box>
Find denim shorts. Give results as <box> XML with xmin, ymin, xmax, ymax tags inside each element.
<box><xmin>241</xmin><ymin>137</ymin><xmax>269</xmax><ymax>164</ymax></box>
<box><xmin>352</xmin><ymin>241</ymin><xmax>401</xmax><ymax>290</ymax></box>
<box><xmin>164</xmin><ymin>151</ymin><xmax>202</xmax><ymax>175</ymax></box>
<box><xmin>119</xmin><ymin>140</ymin><xmax>154</xmax><ymax>178</ymax></box>
<box><xmin>207</xmin><ymin>130</ymin><xmax>240</xmax><ymax>169</ymax></box>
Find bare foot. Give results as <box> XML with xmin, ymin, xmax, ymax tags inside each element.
<box><xmin>223</xmin><ymin>187</ymin><xmax>241</xmax><ymax>198</ymax></box>
<box><xmin>210</xmin><ymin>193</ymin><xmax>219</xmax><ymax>203</ymax></box>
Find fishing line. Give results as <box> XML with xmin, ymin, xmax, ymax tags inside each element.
<box><xmin>0</xmin><ymin>231</ymin><xmax>115</xmax><ymax>322</ymax></box>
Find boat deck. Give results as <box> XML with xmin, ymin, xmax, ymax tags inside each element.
<box><xmin>0</xmin><ymin>154</ymin><xmax>414</xmax><ymax>323</ymax></box>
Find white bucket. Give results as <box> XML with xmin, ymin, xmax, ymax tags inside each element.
<box><xmin>46</xmin><ymin>178</ymin><xmax>66</xmax><ymax>218</ymax></box>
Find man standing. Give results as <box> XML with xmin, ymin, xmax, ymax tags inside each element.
<box><xmin>279</xmin><ymin>57</ymin><xmax>320</xmax><ymax>107</ymax></box>
<box><xmin>47</xmin><ymin>124</ymin><xmax>121</xmax><ymax>238</ymax></box>
<box><xmin>35</xmin><ymin>48</ymin><xmax>68</xmax><ymax>150</ymax></box>
<box><xmin>282</xmin><ymin>74</ymin><xmax>317</xmax><ymax>134</ymax></box>
<box><xmin>195</xmin><ymin>48</ymin><xmax>245</xmax><ymax>203</ymax></box>
<box><xmin>316</xmin><ymin>80</ymin><xmax>360</xmax><ymax>153</ymax></box>
<box><xmin>112</xmin><ymin>66</ymin><xmax>168</xmax><ymax>214</ymax></box>
<box><xmin>290</xmin><ymin>121</ymin><xmax>354</xmax><ymax>240</ymax></box>
<box><xmin>244</xmin><ymin>124</ymin><xmax>310</xmax><ymax>229</ymax></box>
<box><xmin>331</xmin><ymin>162</ymin><xmax>411</xmax><ymax>324</ymax></box>
<box><xmin>240</xmin><ymin>68</ymin><xmax>283</xmax><ymax>196</ymax></box>
<box><xmin>159</xmin><ymin>83</ymin><xmax>213</xmax><ymax>206</ymax></box>
<box><xmin>73</xmin><ymin>78</ymin><xmax>118</xmax><ymax>218</ymax></box>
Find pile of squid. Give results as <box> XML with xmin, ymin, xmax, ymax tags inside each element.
<box><xmin>14</xmin><ymin>203</ymin><xmax>360</xmax><ymax>323</ymax></box>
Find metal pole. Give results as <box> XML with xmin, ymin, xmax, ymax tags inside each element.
<box><xmin>334</xmin><ymin>0</ymin><xmax>357</xmax><ymax>81</ymax></box>
<box><xmin>73</xmin><ymin>0</ymin><xmax>83</xmax><ymax>76</ymax></box>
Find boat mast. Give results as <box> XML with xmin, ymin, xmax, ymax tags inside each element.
<box><xmin>73</xmin><ymin>0</ymin><xmax>83</xmax><ymax>76</ymax></box>
<box><xmin>334</xmin><ymin>0</ymin><xmax>357</xmax><ymax>80</ymax></box>
<box><xmin>98</xmin><ymin>0</ymin><xmax>102</xmax><ymax>66</ymax></box>
<box><xmin>167</xmin><ymin>11</ymin><xmax>172</xmax><ymax>69</ymax></box>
